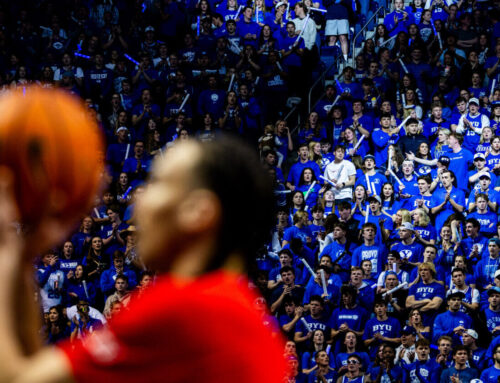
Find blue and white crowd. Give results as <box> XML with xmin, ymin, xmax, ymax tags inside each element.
<box><xmin>3</xmin><ymin>0</ymin><xmax>500</xmax><ymax>381</ymax></box>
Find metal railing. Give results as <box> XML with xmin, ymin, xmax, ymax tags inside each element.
<box><xmin>307</xmin><ymin>58</ymin><xmax>340</xmax><ymax>114</ymax></box>
<box><xmin>283</xmin><ymin>54</ymin><xmax>341</xmax><ymax>134</ymax></box>
<box><xmin>350</xmin><ymin>5</ymin><xmax>386</xmax><ymax>64</ymax></box>
<box><xmin>284</xmin><ymin>100</ymin><xmax>302</xmax><ymax>135</ymax></box>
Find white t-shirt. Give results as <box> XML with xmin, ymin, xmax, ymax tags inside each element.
<box><xmin>292</xmin><ymin>16</ymin><xmax>317</xmax><ymax>50</ymax></box>
<box><xmin>324</xmin><ymin>159</ymin><xmax>356</xmax><ymax>200</ymax></box>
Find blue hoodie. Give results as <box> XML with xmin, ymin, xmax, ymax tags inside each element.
<box><xmin>432</xmin><ymin>310</ymin><xmax>473</xmax><ymax>345</ymax></box>
<box><xmin>401</xmin><ymin>358</ymin><xmax>442</xmax><ymax>383</ymax></box>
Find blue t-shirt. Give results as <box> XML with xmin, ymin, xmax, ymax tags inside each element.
<box><xmin>414</xmin><ymin>225</ymin><xmax>437</xmax><ymax>244</ymax></box>
<box><xmin>430</xmin><ymin>187</ymin><xmax>466</xmax><ymax>231</ymax></box>
<box><xmin>406</xmin><ymin>195</ymin><xmax>433</xmax><ymax>212</ymax></box>
<box><xmin>338</xmin><ymin>82</ymin><xmax>363</xmax><ymax>100</ymax></box>
<box><xmin>391</xmin><ymin>241</ymin><xmax>425</xmax><ymax>264</ymax></box>
<box><xmin>461</xmin><ymin>112</ymin><xmax>486</xmax><ymax>151</ymax></box>
<box><xmin>198</xmin><ymin>88</ymin><xmax>227</xmax><ymax>118</ymax></box>
<box><xmin>302</xmin><ymin>277</ymin><xmax>341</xmax><ymax>305</ymax></box>
<box><xmin>351</xmin><ymin>244</ymin><xmax>387</xmax><ymax>276</ymax></box>
<box><xmin>328</xmin><ymin>306</ymin><xmax>368</xmax><ymax>332</ymax></box>
<box><xmin>344</xmin><ymin>115</ymin><xmax>375</xmax><ymax>134</ymax></box>
<box><xmin>487</xmin><ymin>153</ymin><xmax>500</xmax><ymax>171</ymax></box>
<box><xmin>368</xmin><ymin>365</ymin><xmax>405</xmax><ymax>383</ymax></box>
<box><xmin>236</xmin><ymin>20</ymin><xmax>261</xmax><ymax>48</ymax></box>
<box><xmin>468</xmin><ymin>173</ymin><xmax>498</xmax><ymax>193</ymax></box>
<box><xmin>395</xmin><ymin>174</ymin><xmax>419</xmax><ymax>196</ymax></box>
<box><xmin>384</xmin><ymin>10</ymin><xmax>415</xmax><ymax>36</ymax></box>
<box><xmin>481</xmin><ymin>366</ymin><xmax>500</xmax><ymax>383</ymax></box>
<box><xmin>409</xmin><ymin>281</ymin><xmax>445</xmax><ymax>301</ymax></box>
<box><xmin>372</xmin><ymin>129</ymin><xmax>399</xmax><ymax>166</ymax></box>
<box><xmin>320</xmin><ymin>241</ymin><xmax>356</xmax><ymax>282</ymax></box>
<box><xmin>59</xmin><ymin>259</ymin><xmax>80</xmax><ymax>276</ymax></box>
<box><xmin>355</xmin><ymin>172</ymin><xmax>388</xmax><ymax>196</ymax></box>
<box><xmin>448</xmin><ymin>149</ymin><xmax>474</xmax><ymax>191</ymax></box>
<box><xmin>297</xmin><ymin>183</ymin><xmax>322</xmax><ymax>209</ymax></box>
<box><xmin>277</xmin><ymin>35</ymin><xmax>305</xmax><ymax>68</ymax></box>
<box><xmin>287</xmin><ymin>160</ymin><xmax>321</xmax><ymax>187</ymax></box>
<box><xmin>461</xmin><ymin>235</ymin><xmax>488</xmax><ymax>264</ymax></box>
<box><xmin>283</xmin><ymin>225</ymin><xmax>313</xmax><ymax>246</ymax></box>
<box><xmin>408</xmin><ymin>281</ymin><xmax>445</xmax><ymax>325</ymax></box>
<box><xmin>423</xmin><ymin>119</ymin><xmax>450</xmax><ymax>140</ymax></box>
<box><xmin>295</xmin><ymin>314</ymin><xmax>329</xmax><ymax>335</ymax></box>
<box><xmin>302</xmin><ymin>350</ymin><xmax>336</xmax><ymax>372</ymax></box>
<box><xmin>432</xmin><ymin>6</ymin><xmax>448</xmax><ymax>22</ymax></box>
<box><xmin>474</xmin><ymin>256</ymin><xmax>500</xmax><ymax>289</ymax></box>
<box><xmin>363</xmin><ymin>316</ymin><xmax>401</xmax><ymax>357</ymax></box>
<box><xmin>468</xmin><ymin>210</ymin><xmax>498</xmax><ymax>236</ymax></box>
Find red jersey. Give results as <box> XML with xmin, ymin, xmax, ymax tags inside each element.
<box><xmin>60</xmin><ymin>271</ymin><xmax>286</xmax><ymax>382</ymax></box>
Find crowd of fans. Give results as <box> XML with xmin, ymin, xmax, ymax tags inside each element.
<box><xmin>4</xmin><ymin>0</ymin><xmax>500</xmax><ymax>381</ymax></box>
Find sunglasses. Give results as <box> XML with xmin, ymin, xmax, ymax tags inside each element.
<box><xmin>348</xmin><ymin>360</ymin><xmax>360</xmax><ymax>365</ymax></box>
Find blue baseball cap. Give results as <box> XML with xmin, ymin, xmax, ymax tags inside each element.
<box><xmin>438</xmin><ymin>156</ymin><xmax>450</xmax><ymax>166</ymax></box>
<box><xmin>489</xmin><ymin>238</ymin><xmax>500</xmax><ymax>247</ymax></box>
<box><xmin>401</xmin><ymin>326</ymin><xmax>416</xmax><ymax>335</ymax></box>
<box><xmin>488</xmin><ymin>286</ymin><xmax>500</xmax><ymax>296</ymax></box>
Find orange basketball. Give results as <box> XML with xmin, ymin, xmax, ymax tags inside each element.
<box><xmin>0</xmin><ymin>87</ymin><xmax>104</xmax><ymax>226</ymax></box>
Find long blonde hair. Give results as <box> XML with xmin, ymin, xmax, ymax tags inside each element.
<box><xmin>436</xmin><ymin>128</ymin><xmax>450</xmax><ymax>153</ymax></box>
<box><xmin>308</xmin><ymin>141</ymin><xmax>322</xmax><ymax>166</ymax></box>
<box><xmin>480</xmin><ymin>126</ymin><xmax>493</xmax><ymax>144</ymax></box>
<box><xmin>394</xmin><ymin>208</ymin><xmax>411</xmax><ymax>227</ymax></box>
<box><xmin>413</xmin><ymin>208</ymin><xmax>430</xmax><ymax>226</ymax></box>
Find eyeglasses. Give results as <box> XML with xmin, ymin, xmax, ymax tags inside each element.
<box><xmin>347</xmin><ymin>360</ymin><xmax>360</xmax><ymax>365</ymax></box>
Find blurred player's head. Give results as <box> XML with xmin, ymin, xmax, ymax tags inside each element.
<box><xmin>137</xmin><ymin>138</ymin><xmax>274</xmax><ymax>273</ymax></box>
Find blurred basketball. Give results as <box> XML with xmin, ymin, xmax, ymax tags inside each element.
<box><xmin>0</xmin><ymin>87</ymin><xmax>104</xmax><ymax>225</ymax></box>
